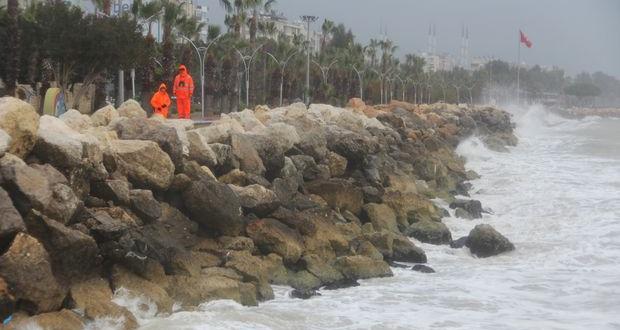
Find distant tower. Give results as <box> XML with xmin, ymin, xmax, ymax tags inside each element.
<box><xmin>427</xmin><ymin>23</ymin><xmax>437</xmax><ymax>54</ymax></box>
<box><xmin>459</xmin><ymin>24</ymin><xmax>470</xmax><ymax>69</ymax></box>
<box><xmin>432</xmin><ymin>23</ymin><xmax>437</xmax><ymax>54</ymax></box>
<box><xmin>427</xmin><ymin>24</ymin><xmax>432</xmax><ymax>54</ymax></box>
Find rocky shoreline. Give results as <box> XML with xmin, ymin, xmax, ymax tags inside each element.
<box><xmin>0</xmin><ymin>97</ymin><xmax>517</xmax><ymax>329</ymax></box>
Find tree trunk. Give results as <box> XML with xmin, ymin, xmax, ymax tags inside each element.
<box><xmin>5</xmin><ymin>0</ymin><xmax>20</xmax><ymax>97</ymax></box>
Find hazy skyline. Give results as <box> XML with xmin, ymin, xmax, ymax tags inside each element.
<box><xmin>204</xmin><ymin>0</ymin><xmax>620</xmax><ymax>78</ymax></box>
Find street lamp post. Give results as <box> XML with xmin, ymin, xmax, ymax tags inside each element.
<box><xmin>395</xmin><ymin>75</ymin><xmax>405</xmax><ymax>101</ymax></box>
<box><xmin>301</xmin><ymin>15</ymin><xmax>318</xmax><ymax>105</ymax></box>
<box><xmin>234</xmin><ymin>44</ymin><xmax>265</xmax><ymax>108</ymax></box>
<box><xmin>264</xmin><ymin>50</ymin><xmax>298</xmax><ymax>106</ymax></box>
<box><xmin>311</xmin><ymin>59</ymin><xmax>338</xmax><ymax>85</ymax></box>
<box><xmin>352</xmin><ymin>65</ymin><xmax>365</xmax><ymax>101</ymax></box>
<box><xmin>180</xmin><ymin>33</ymin><xmax>223</xmax><ymax>118</ymax></box>
<box><xmin>452</xmin><ymin>84</ymin><xmax>461</xmax><ymax>104</ymax></box>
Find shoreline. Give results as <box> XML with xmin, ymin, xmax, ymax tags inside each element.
<box><xmin>0</xmin><ymin>97</ymin><xmax>517</xmax><ymax>329</ymax></box>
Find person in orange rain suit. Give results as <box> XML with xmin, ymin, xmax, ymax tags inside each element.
<box><xmin>173</xmin><ymin>64</ymin><xmax>194</xmax><ymax>119</ymax></box>
<box><xmin>150</xmin><ymin>83</ymin><xmax>171</xmax><ymax>118</ymax></box>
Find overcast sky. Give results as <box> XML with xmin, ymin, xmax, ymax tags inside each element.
<box><xmin>203</xmin><ymin>0</ymin><xmax>620</xmax><ymax>78</ymax></box>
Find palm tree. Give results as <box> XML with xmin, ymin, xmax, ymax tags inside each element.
<box><xmin>320</xmin><ymin>19</ymin><xmax>334</xmax><ymax>53</ymax></box>
<box><xmin>131</xmin><ymin>0</ymin><xmax>162</xmax><ymax>37</ymax></box>
<box><xmin>246</xmin><ymin>0</ymin><xmax>275</xmax><ymax>44</ymax></box>
<box><xmin>91</xmin><ymin>0</ymin><xmax>112</xmax><ymax>15</ymax></box>
<box><xmin>160</xmin><ymin>0</ymin><xmax>185</xmax><ymax>84</ymax></box>
<box><xmin>365</xmin><ymin>38</ymin><xmax>380</xmax><ymax>68</ymax></box>
<box><xmin>5</xmin><ymin>0</ymin><xmax>19</xmax><ymax>96</ymax></box>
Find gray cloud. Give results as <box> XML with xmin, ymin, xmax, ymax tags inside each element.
<box><xmin>205</xmin><ymin>0</ymin><xmax>620</xmax><ymax>77</ymax></box>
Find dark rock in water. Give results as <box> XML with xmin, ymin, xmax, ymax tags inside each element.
<box><xmin>334</xmin><ymin>255</ymin><xmax>393</xmax><ymax>280</ymax></box>
<box><xmin>322</xmin><ymin>278</ymin><xmax>360</xmax><ymax>290</ymax></box>
<box><xmin>450</xmin><ymin>236</ymin><xmax>469</xmax><ymax>249</ymax></box>
<box><xmin>290</xmin><ymin>289</ymin><xmax>321</xmax><ymax>300</ymax></box>
<box><xmin>391</xmin><ymin>235</ymin><xmax>427</xmax><ymax>263</ymax></box>
<box><xmin>411</xmin><ymin>264</ymin><xmax>435</xmax><ymax>273</ymax></box>
<box><xmin>449</xmin><ymin>199</ymin><xmax>483</xmax><ymax>219</ymax></box>
<box><xmin>406</xmin><ymin>220</ymin><xmax>452</xmax><ymax>245</ymax></box>
<box><xmin>129</xmin><ymin>189</ymin><xmax>162</xmax><ymax>222</ymax></box>
<box><xmin>454</xmin><ymin>182</ymin><xmax>473</xmax><ymax>196</ymax></box>
<box><xmin>91</xmin><ymin>179</ymin><xmax>130</xmax><ymax>206</ymax></box>
<box><xmin>182</xmin><ymin>178</ymin><xmax>244</xmax><ymax>236</ymax></box>
<box><xmin>387</xmin><ymin>261</ymin><xmax>410</xmax><ymax>268</ymax></box>
<box><xmin>466</xmin><ymin>224</ymin><xmax>515</xmax><ymax>258</ymax></box>
<box><xmin>454</xmin><ymin>208</ymin><xmax>475</xmax><ymax>220</ymax></box>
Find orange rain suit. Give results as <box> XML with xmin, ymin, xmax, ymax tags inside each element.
<box><xmin>173</xmin><ymin>64</ymin><xmax>194</xmax><ymax>119</ymax></box>
<box><xmin>150</xmin><ymin>83</ymin><xmax>171</xmax><ymax>118</ymax></box>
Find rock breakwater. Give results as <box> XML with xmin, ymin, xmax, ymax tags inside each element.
<box><xmin>0</xmin><ymin>97</ymin><xmax>517</xmax><ymax>329</ymax></box>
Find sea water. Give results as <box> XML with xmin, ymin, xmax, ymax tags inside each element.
<box><xmin>116</xmin><ymin>105</ymin><xmax>620</xmax><ymax>330</ymax></box>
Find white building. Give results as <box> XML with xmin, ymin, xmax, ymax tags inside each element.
<box><xmin>241</xmin><ymin>10</ymin><xmax>321</xmax><ymax>53</ymax></box>
<box><xmin>422</xmin><ymin>52</ymin><xmax>456</xmax><ymax>72</ymax></box>
<box><xmin>194</xmin><ymin>4</ymin><xmax>209</xmax><ymax>42</ymax></box>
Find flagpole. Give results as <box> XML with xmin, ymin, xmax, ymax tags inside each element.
<box><xmin>517</xmin><ymin>30</ymin><xmax>521</xmax><ymax>105</ymax></box>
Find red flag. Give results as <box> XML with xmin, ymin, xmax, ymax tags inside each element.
<box><xmin>520</xmin><ymin>30</ymin><xmax>533</xmax><ymax>48</ymax></box>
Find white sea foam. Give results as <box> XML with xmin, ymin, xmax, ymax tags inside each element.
<box><xmin>139</xmin><ymin>104</ymin><xmax>620</xmax><ymax>330</ymax></box>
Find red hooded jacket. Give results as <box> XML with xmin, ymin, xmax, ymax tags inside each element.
<box><xmin>173</xmin><ymin>64</ymin><xmax>194</xmax><ymax>99</ymax></box>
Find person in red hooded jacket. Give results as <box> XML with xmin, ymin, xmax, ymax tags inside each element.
<box><xmin>173</xmin><ymin>64</ymin><xmax>194</xmax><ymax>119</ymax></box>
<box><xmin>150</xmin><ymin>83</ymin><xmax>171</xmax><ymax>118</ymax></box>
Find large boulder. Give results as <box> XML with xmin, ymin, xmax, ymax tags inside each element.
<box><xmin>59</xmin><ymin>109</ymin><xmax>93</xmax><ymax>133</ymax></box>
<box><xmin>117</xmin><ymin>99</ymin><xmax>147</xmax><ymax>119</ymax></box>
<box><xmin>362</xmin><ymin>203</ymin><xmax>400</xmax><ymax>233</ymax></box>
<box><xmin>466</xmin><ymin>224</ymin><xmax>515</xmax><ymax>257</ymax></box>
<box><xmin>7</xmin><ymin>309</ymin><xmax>85</xmax><ymax>330</ymax></box>
<box><xmin>230</xmin><ymin>133</ymin><xmax>266</xmax><ymax>175</ymax></box>
<box><xmin>182</xmin><ymin>178</ymin><xmax>244</xmax><ymax>236</ymax></box>
<box><xmin>129</xmin><ymin>189</ymin><xmax>162</xmax><ymax>222</ymax></box>
<box><xmin>229</xmin><ymin>184</ymin><xmax>280</xmax><ymax>216</ymax></box>
<box><xmin>0</xmin><ymin>97</ymin><xmax>40</xmax><ymax>158</ymax></box>
<box><xmin>0</xmin><ymin>187</ymin><xmax>25</xmax><ymax>250</ymax></box>
<box><xmin>110</xmin><ymin>265</ymin><xmax>173</xmax><ymax>314</ymax></box>
<box><xmin>33</xmin><ymin>115</ymin><xmax>100</xmax><ymax>169</ymax></box>
<box><xmin>167</xmin><ymin>274</ymin><xmax>258</xmax><ymax>307</ymax></box>
<box><xmin>0</xmin><ymin>154</ymin><xmax>80</xmax><ymax>224</ymax></box>
<box><xmin>67</xmin><ymin>277</ymin><xmax>138</xmax><ymax>329</ymax></box>
<box><xmin>91</xmin><ymin>179</ymin><xmax>131</xmax><ymax>205</ymax></box>
<box><xmin>391</xmin><ymin>235</ymin><xmax>427</xmax><ymax>263</ymax></box>
<box><xmin>186</xmin><ymin>130</ymin><xmax>218</xmax><ymax>167</ymax></box>
<box><xmin>190</xmin><ymin>120</ymin><xmax>244</xmax><ymax>145</ymax></box>
<box><xmin>326</xmin><ymin>151</ymin><xmax>347</xmax><ymax>177</ymax></box>
<box><xmin>406</xmin><ymin>220</ymin><xmax>452</xmax><ymax>245</ymax></box>
<box><xmin>306</xmin><ymin>179</ymin><xmax>364</xmax><ymax>215</ymax></box>
<box><xmin>246</xmin><ymin>218</ymin><xmax>304</xmax><ymax>264</ymax></box>
<box><xmin>333</xmin><ymin>255</ymin><xmax>393</xmax><ymax>280</ymax></box>
<box><xmin>0</xmin><ymin>128</ymin><xmax>10</xmax><ymax>157</ymax></box>
<box><xmin>301</xmin><ymin>254</ymin><xmax>344</xmax><ymax>285</ymax></box>
<box><xmin>112</xmin><ymin>117</ymin><xmax>184</xmax><ymax>168</ymax></box>
<box><xmin>449</xmin><ymin>199</ymin><xmax>483</xmax><ymax>219</ymax></box>
<box><xmin>23</xmin><ymin>210</ymin><xmax>100</xmax><ymax>284</ymax></box>
<box><xmin>91</xmin><ymin>105</ymin><xmax>119</xmax><ymax>127</ymax></box>
<box><xmin>0</xmin><ymin>233</ymin><xmax>65</xmax><ymax>313</ymax></box>
<box><xmin>108</xmin><ymin>140</ymin><xmax>175</xmax><ymax>190</ymax></box>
